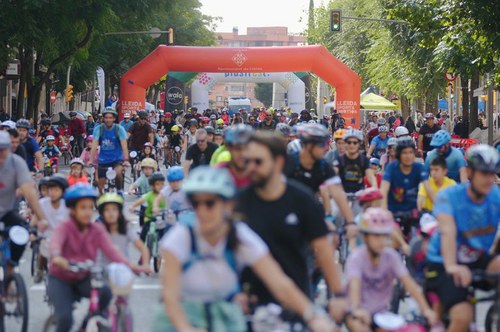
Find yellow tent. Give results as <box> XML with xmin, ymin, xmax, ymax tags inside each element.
<box><xmin>360</xmin><ymin>93</ymin><xmax>398</xmax><ymax>110</ymax></box>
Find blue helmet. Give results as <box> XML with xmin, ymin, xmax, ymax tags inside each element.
<box><xmin>167</xmin><ymin>166</ymin><xmax>184</xmax><ymax>182</ymax></box>
<box><xmin>430</xmin><ymin>130</ymin><xmax>451</xmax><ymax>148</ymax></box>
<box><xmin>63</xmin><ymin>184</ymin><xmax>98</xmax><ymax>207</ymax></box>
<box><xmin>369</xmin><ymin>158</ymin><xmax>381</xmax><ymax>167</ymax></box>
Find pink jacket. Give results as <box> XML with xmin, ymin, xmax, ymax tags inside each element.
<box><xmin>80</xmin><ymin>148</ymin><xmax>98</xmax><ymax>166</ymax></box>
<box><xmin>49</xmin><ymin>220</ymin><xmax>128</xmax><ymax>282</ymax></box>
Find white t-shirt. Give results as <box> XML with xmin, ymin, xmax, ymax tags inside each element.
<box><xmin>160</xmin><ymin>185</ymin><xmax>191</xmax><ymax>213</ymax></box>
<box><xmin>39</xmin><ymin>197</ymin><xmax>70</xmax><ymax>236</ymax></box>
<box><xmin>160</xmin><ymin>222</ymin><xmax>268</xmax><ymax>302</ymax></box>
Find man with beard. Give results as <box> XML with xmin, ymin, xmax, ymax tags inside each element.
<box><xmin>236</xmin><ymin>132</ymin><xmax>345</xmax><ymax>326</ymax></box>
<box><xmin>16</xmin><ymin>119</ymin><xmax>44</xmax><ymax>173</ymax></box>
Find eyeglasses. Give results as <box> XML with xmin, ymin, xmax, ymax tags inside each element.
<box><xmin>196</xmin><ymin>139</ymin><xmax>206</xmax><ymax>143</ymax></box>
<box><xmin>244</xmin><ymin>157</ymin><xmax>264</xmax><ymax>166</ymax></box>
<box><xmin>191</xmin><ymin>198</ymin><xmax>218</xmax><ymax>210</ymax></box>
<box><xmin>345</xmin><ymin>141</ymin><xmax>359</xmax><ymax>145</ymax></box>
<box><xmin>315</xmin><ymin>141</ymin><xmax>330</xmax><ymax>148</ymax></box>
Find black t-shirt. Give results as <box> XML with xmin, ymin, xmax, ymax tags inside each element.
<box><xmin>185</xmin><ymin>142</ymin><xmax>218</xmax><ymax>169</ymax></box>
<box><xmin>284</xmin><ymin>154</ymin><xmax>337</xmax><ymax>193</ymax></box>
<box><xmin>15</xmin><ymin>145</ymin><xmax>27</xmax><ymax>161</ymax></box>
<box><xmin>338</xmin><ymin>154</ymin><xmax>370</xmax><ymax>193</ymax></box>
<box><xmin>162</xmin><ymin>121</ymin><xmax>175</xmax><ymax>136</ymax></box>
<box><xmin>418</xmin><ymin>124</ymin><xmax>441</xmax><ymax>152</ymax></box>
<box><xmin>236</xmin><ymin>180</ymin><xmax>328</xmax><ymax>304</ymax></box>
<box><xmin>258</xmin><ymin>120</ymin><xmax>276</xmax><ymax>131</ymax></box>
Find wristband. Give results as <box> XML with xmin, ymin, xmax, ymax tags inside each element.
<box><xmin>331</xmin><ymin>291</ymin><xmax>347</xmax><ymax>298</ymax></box>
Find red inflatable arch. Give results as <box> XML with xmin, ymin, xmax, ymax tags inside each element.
<box><xmin>120</xmin><ymin>45</ymin><xmax>361</xmax><ymax>126</ymax></box>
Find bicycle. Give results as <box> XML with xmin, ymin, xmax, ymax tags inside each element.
<box><xmin>60</xmin><ymin>143</ymin><xmax>73</xmax><ymax>165</ymax></box>
<box><xmin>165</xmin><ymin>146</ymin><xmax>181</xmax><ymax>168</ymax></box>
<box><xmin>29</xmin><ymin>228</ymin><xmax>44</xmax><ymax>278</ymax></box>
<box><xmin>135</xmin><ymin>211</ymin><xmax>168</xmax><ymax>273</ymax></box>
<box><xmin>393</xmin><ymin>210</ymin><xmax>420</xmax><ymax>242</ymax></box>
<box><xmin>128</xmin><ymin>151</ymin><xmax>140</xmax><ymax>182</ymax></box>
<box><xmin>471</xmin><ymin>271</ymin><xmax>500</xmax><ymax>332</ymax></box>
<box><xmin>43</xmin><ymin>260</ymin><xmax>112</xmax><ymax>332</ymax></box>
<box><xmin>0</xmin><ymin>222</ymin><xmax>30</xmax><ymax>332</ymax></box>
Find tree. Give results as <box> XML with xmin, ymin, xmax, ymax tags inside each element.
<box><xmin>255</xmin><ymin>83</ymin><xmax>273</xmax><ymax>107</ymax></box>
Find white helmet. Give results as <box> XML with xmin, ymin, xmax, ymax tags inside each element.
<box><xmin>287</xmin><ymin>139</ymin><xmax>302</xmax><ymax>154</ymax></box>
<box><xmin>182</xmin><ymin>166</ymin><xmax>235</xmax><ymax>199</ymax></box>
<box><xmin>343</xmin><ymin>129</ymin><xmax>363</xmax><ymax>141</ymax></box>
<box><xmin>394</xmin><ymin>126</ymin><xmax>410</xmax><ymax>138</ymax></box>
<box><xmin>45</xmin><ymin>135</ymin><xmax>55</xmax><ymax>141</ymax></box>
<box><xmin>107</xmin><ymin>263</ymin><xmax>134</xmax><ymax>296</ymax></box>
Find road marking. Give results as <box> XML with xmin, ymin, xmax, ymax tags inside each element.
<box><xmin>30</xmin><ymin>283</ymin><xmax>162</xmax><ymax>291</ymax></box>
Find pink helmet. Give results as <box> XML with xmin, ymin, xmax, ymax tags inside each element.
<box><xmin>358</xmin><ymin>188</ymin><xmax>383</xmax><ymax>203</ymax></box>
<box><xmin>86</xmin><ymin>135</ymin><xmax>93</xmax><ymax>142</ymax></box>
<box><xmin>359</xmin><ymin>207</ymin><xmax>395</xmax><ymax>235</ymax></box>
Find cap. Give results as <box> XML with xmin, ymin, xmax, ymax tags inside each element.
<box><xmin>124</xmin><ymin>113</ymin><xmax>131</xmax><ymax>119</ymax></box>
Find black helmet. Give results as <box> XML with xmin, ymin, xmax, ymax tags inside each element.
<box><xmin>16</xmin><ymin>119</ymin><xmax>31</xmax><ymax>129</ymax></box>
<box><xmin>204</xmin><ymin>126</ymin><xmax>214</xmax><ymax>135</ymax></box>
<box><xmin>38</xmin><ymin>177</ymin><xmax>50</xmax><ymax>191</ymax></box>
<box><xmin>41</xmin><ymin>119</ymin><xmax>51</xmax><ymax>126</ymax></box>
<box><xmin>187</xmin><ymin>119</ymin><xmax>198</xmax><ymax>127</ymax></box>
<box><xmin>137</xmin><ymin>110</ymin><xmax>148</xmax><ymax>119</ymax></box>
<box><xmin>69</xmin><ymin>111</ymin><xmax>77</xmax><ymax>117</ymax></box>
<box><xmin>396</xmin><ymin>138</ymin><xmax>416</xmax><ymax>160</ymax></box>
<box><xmin>466</xmin><ymin>144</ymin><xmax>500</xmax><ymax>173</ymax></box>
<box><xmin>148</xmin><ymin>172</ymin><xmax>165</xmax><ymax>185</ymax></box>
<box><xmin>47</xmin><ymin>174</ymin><xmax>69</xmax><ymax>191</ymax></box>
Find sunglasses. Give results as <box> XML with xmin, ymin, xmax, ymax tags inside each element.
<box><xmin>345</xmin><ymin>140</ymin><xmax>359</xmax><ymax>145</ymax></box>
<box><xmin>244</xmin><ymin>157</ymin><xmax>264</xmax><ymax>166</ymax></box>
<box><xmin>191</xmin><ymin>198</ymin><xmax>218</xmax><ymax>210</ymax></box>
<box><xmin>196</xmin><ymin>139</ymin><xmax>206</xmax><ymax>143</ymax></box>
<box><xmin>315</xmin><ymin>141</ymin><xmax>330</xmax><ymax>148</ymax></box>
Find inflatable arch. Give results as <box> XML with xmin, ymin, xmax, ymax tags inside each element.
<box><xmin>120</xmin><ymin>45</ymin><xmax>361</xmax><ymax>126</ymax></box>
<box><xmin>191</xmin><ymin>72</ymin><xmax>305</xmax><ymax>113</ymax></box>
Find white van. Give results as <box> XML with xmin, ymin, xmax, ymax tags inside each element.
<box><xmin>228</xmin><ymin>97</ymin><xmax>251</xmax><ymax>113</ymax></box>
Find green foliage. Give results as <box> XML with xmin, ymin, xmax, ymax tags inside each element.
<box><xmin>255</xmin><ymin>83</ymin><xmax>273</xmax><ymax>107</ymax></box>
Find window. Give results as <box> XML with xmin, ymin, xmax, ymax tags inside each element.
<box><xmin>216</xmin><ymin>96</ymin><xmax>224</xmax><ymax>102</ymax></box>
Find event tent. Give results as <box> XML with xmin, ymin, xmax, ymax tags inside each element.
<box><xmin>360</xmin><ymin>93</ymin><xmax>398</xmax><ymax>110</ymax></box>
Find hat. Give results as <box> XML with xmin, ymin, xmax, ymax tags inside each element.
<box><xmin>425</xmin><ymin>113</ymin><xmax>434</xmax><ymax>119</ymax></box>
<box><xmin>124</xmin><ymin>113</ymin><xmax>131</xmax><ymax>119</ymax></box>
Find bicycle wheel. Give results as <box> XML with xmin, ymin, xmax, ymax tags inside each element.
<box><xmin>115</xmin><ymin>304</ymin><xmax>133</xmax><ymax>332</ymax></box>
<box><xmin>390</xmin><ymin>280</ymin><xmax>404</xmax><ymax>314</ymax></box>
<box><xmin>85</xmin><ymin>314</ymin><xmax>112</xmax><ymax>332</ymax></box>
<box><xmin>42</xmin><ymin>314</ymin><xmax>57</xmax><ymax>332</ymax></box>
<box><xmin>153</xmin><ymin>254</ymin><xmax>162</xmax><ymax>273</ymax></box>
<box><xmin>31</xmin><ymin>241</ymin><xmax>39</xmax><ymax>277</ymax></box>
<box><xmin>485</xmin><ymin>304</ymin><xmax>500</xmax><ymax>332</ymax></box>
<box><xmin>3</xmin><ymin>273</ymin><xmax>28</xmax><ymax>332</ymax></box>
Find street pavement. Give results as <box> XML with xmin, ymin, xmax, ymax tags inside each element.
<box><xmin>18</xmin><ymin>162</ymin><xmax>494</xmax><ymax>331</ymax></box>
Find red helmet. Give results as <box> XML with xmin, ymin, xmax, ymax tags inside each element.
<box><xmin>165</xmin><ymin>112</ymin><xmax>172</xmax><ymax>117</ymax></box>
<box><xmin>358</xmin><ymin>188</ymin><xmax>383</xmax><ymax>203</ymax></box>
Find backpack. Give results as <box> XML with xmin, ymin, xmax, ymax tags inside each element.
<box><xmin>338</xmin><ymin>153</ymin><xmax>368</xmax><ymax>184</ymax></box>
<box><xmin>290</xmin><ymin>151</ymin><xmax>329</xmax><ymax>180</ymax></box>
<box><xmin>98</xmin><ymin>124</ymin><xmax>120</xmax><ymax>145</ymax></box>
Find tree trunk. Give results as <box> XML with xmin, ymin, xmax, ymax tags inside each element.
<box><xmin>16</xmin><ymin>48</ymin><xmax>29</xmax><ymax>120</ymax></box>
<box><xmin>401</xmin><ymin>96</ymin><xmax>411</xmax><ymax>120</ymax></box>
<box><xmin>469</xmin><ymin>71</ymin><xmax>480</xmax><ymax>134</ymax></box>
<box><xmin>461</xmin><ymin>74</ymin><xmax>469</xmax><ymax>121</ymax></box>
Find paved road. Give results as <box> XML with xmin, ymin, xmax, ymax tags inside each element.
<box><xmin>17</xmin><ymin>163</ymin><xmax>495</xmax><ymax>331</ymax></box>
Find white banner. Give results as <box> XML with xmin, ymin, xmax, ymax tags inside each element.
<box><xmin>96</xmin><ymin>67</ymin><xmax>105</xmax><ymax>112</ymax></box>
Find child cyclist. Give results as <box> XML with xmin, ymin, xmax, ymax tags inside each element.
<box><xmin>128</xmin><ymin>158</ymin><xmax>157</xmax><ymax>226</ymax></box>
<box><xmin>417</xmin><ymin>156</ymin><xmax>456</xmax><ymax>213</ymax></box>
<box><xmin>41</xmin><ymin>135</ymin><xmax>61</xmax><ymax>172</ymax></box>
<box><xmin>152</xmin><ymin>166</ymin><xmax>191</xmax><ymax>222</ymax></box>
<box><xmin>48</xmin><ymin>184</ymin><xmax>146</xmax><ymax>332</ymax></box>
<box><xmin>340</xmin><ymin>207</ymin><xmax>437</xmax><ymax>332</ymax></box>
<box><xmin>32</xmin><ymin>174</ymin><xmax>70</xmax><ymax>283</ymax></box>
<box><xmin>96</xmin><ymin>193</ymin><xmax>151</xmax><ymax>271</ymax></box>
<box><xmin>67</xmin><ymin>158</ymin><xmax>88</xmax><ymax>187</ymax></box>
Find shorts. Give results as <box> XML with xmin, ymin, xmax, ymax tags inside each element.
<box><xmin>424</xmin><ymin>254</ymin><xmax>496</xmax><ymax>311</ymax></box>
<box><xmin>98</xmin><ymin>161</ymin><xmax>121</xmax><ymax>178</ymax></box>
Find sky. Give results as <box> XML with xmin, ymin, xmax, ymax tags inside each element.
<box><xmin>199</xmin><ymin>0</ymin><xmax>319</xmax><ymax>34</ymax></box>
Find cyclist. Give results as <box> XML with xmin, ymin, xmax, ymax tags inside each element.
<box><xmin>216</xmin><ymin>124</ymin><xmax>253</xmax><ymax>189</ymax></box>
<box><xmin>394</xmin><ymin>125</ymin><xmax>410</xmax><ymax>139</ymax></box>
<box><xmin>417</xmin><ymin>156</ymin><xmax>456</xmax><ymax>213</ymax></box>
<box><xmin>184</xmin><ymin>128</ymin><xmax>218</xmax><ymax>176</ymax></box>
<box><xmin>41</xmin><ymin>135</ymin><xmax>61</xmax><ymax>172</ymax></box>
<box><xmin>258</xmin><ymin>110</ymin><xmax>277</xmax><ymax>130</ymax></box>
<box><xmin>67</xmin><ymin>158</ymin><xmax>89</xmax><ymax>187</ymax></box>
<box><xmin>418</xmin><ymin>113</ymin><xmax>441</xmax><ymax>159</ymax></box>
<box><xmin>119</xmin><ymin>112</ymin><xmax>133</xmax><ymax>132</ymax></box>
<box><xmin>365</xmin><ymin>158</ymin><xmax>382</xmax><ymax>188</ymax></box>
<box><xmin>17</xmin><ymin>119</ymin><xmax>44</xmax><ymax>173</ymax></box>
<box><xmin>90</xmin><ymin>108</ymin><xmax>130</xmax><ymax>193</ymax></box>
<box><xmin>166</xmin><ymin>125</ymin><xmax>182</xmax><ymax>166</ymax></box>
<box><xmin>156</xmin><ymin>166</ymin><xmax>336</xmax><ymax>332</ymax></box>
<box><xmin>80</xmin><ymin>135</ymin><xmax>98</xmax><ymax>168</ymax></box>
<box><xmin>152</xmin><ymin>166</ymin><xmax>191</xmax><ymax>221</ymax></box>
<box><xmin>328</xmin><ymin>128</ymin><xmax>346</xmax><ymax>169</ymax></box>
<box><xmin>48</xmin><ymin>184</ymin><xmax>144</xmax><ymax>332</ymax></box>
<box><xmin>424</xmin><ymin>129</ymin><xmax>467</xmax><ymax>183</ymax></box>
<box><xmin>379</xmin><ymin>137</ymin><xmax>398</xmax><ymax>171</ymax></box>
<box><xmin>380</xmin><ymin>139</ymin><xmax>428</xmax><ymax>236</ymax></box>
<box><xmin>365</xmin><ymin>117</ymin><xmax>387</xmax><ymax>145</ymax></box>
<box><xmin>127</xmin><ymin>109</ymin><xmax>154</xmax><ymax>159</ymax></box>
<box><xmin>184</xmin><ymin>119</ymin><xmax>199</xmax><ymax>148</ymax></box>
<box><xmin>67</xmin><ymin>111</ymin><xmax>86</xmax><ymax>156</ymax></box>
<box><xmin>136</xmin><ymin>142</ymin><xmax>157</xmax><ymax>168</ymax></box>
<box><xmin>127</xmin><ymin>157</ymin><xmax>157</xmax><ymax>196</ymax></box>
<box><xmin>237</xmin><ymin>132</ymin><xmax>346</xmax><ymax>324</ymax></box>
<box><xmin>38</xmin><ymin>119</ymin><xmax>60</xmax><ymax>146</ymax></box>
<box><xmin>341</xmin><ymin>208</ymin><xmax>436</xmax><ymax>332</ymax></box>
<box><xmin>425</xmin><ymin>145</ymin><xmax>500</xmax><ymax>332</ymax></box>
<box><xmin>367</xmin><ymin>125</ymin><xmax>389</xmax><ymax>159</ymax></box>
<box><xmin>33</xmin><ymin>174</ymin><xmax>69</xmax><ymax>283</ymax></box>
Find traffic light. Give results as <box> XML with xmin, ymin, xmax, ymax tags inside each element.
<box><xmin>65</xmin><ymin>85</ymin><xmax>73</xmax><ymax>102</ymax></box>
<box><xmin>184</xmin><ymin>96</ymin><xmax>188</xmax><ymax>104</ymax></box>
<box><xmin>323</xmin><ymin>96</ymin><xmax>328</xmax><ymax>104</ymax></box>
<box><xmin>167</xmin><ymin>27</ymin><xmax>174</xmax><ymax>45</ymax></box>
<box><xmin>330</xmin><ymin>10</ymin><xmax>342</xmax><ymax>32</ymax></box>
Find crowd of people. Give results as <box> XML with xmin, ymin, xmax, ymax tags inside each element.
<box><xmin>0</xmin><ymin>104</ymin><xmax>499</xmax><ymax>332</ymax></box>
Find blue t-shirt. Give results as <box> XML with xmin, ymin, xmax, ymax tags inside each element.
<box><xmin>427</xmin><ymin>184</ymin><xmax>500</xmax><ymax>264</ymax></box>
<box><xmin>92</xmin><ymin>124</ymin><xmax>128</xmax><ymax>164</ymax></box>
<box><xmin>383</xmin><ymin>161</ymin><xmax>427</xmax><ymax>213</ymax></box>
<box><xmin>22</xmin><ymin>136</ymin><xmax>40</xmax><ymax>172</ymax></box>
<box><xmin>425</xmin><ymin>147</ymin><xmax>466</xmax><ymax>183</ymax></box>
<box><xmin>370</xmin><ymin>135</ymin><xmax>389</xmax><ymax>159</ymax></box>
<box><xmin>119</xmin><ymin>120</ymin><xmax>133</xmax><ymax>132</ymax></box>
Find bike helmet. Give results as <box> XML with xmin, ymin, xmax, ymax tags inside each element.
<box><xmin>419</xmin><ymin>213</ymin><xmax>438</xmax><ymax>236</ymax></box>
<box><xmin>167</xmin><ymin>166</ymin><xmax>184</xmax><ymax>182</ymax></box>
<box><xmin>396</xmin><ymin>138</ymin><xmax>415</xmax><ymax>160</ymax></box>
<box><xmin>86</xmin><ymin>135</ymin><xmax>93</xmax><ymax>142</ymax></box>
<box><xmin>148</xmin><ymin>172</ymin><xmax>165</xmax><ymax>186</ymax></box>
<box><xmin>343</xmin><ymin>129</ymin><xmax>363</xmax><ymax>141</ymax></box>
<box><xmin>275</xmin><ymin>123</ymin><xmax>291</xmax><ymax>136</ymax></box>
<box><xmin>0</xmin><ymin>131</ymin><xmax>11</xmax><ymax>149</ymax></box>
<box><xmin>47</xmin><ymin>174</ymin><xmax>69</xmax><ymax>191</ymax></box>
<box><xmin>182</xmin><ymin>166</ymin><xmax>235</xmax><ymax>199</ymax></box>
<box><xmin>358</xmin><ymin>188</ymin><xmax>383</xmax><ymax>203</ymax></box>
<box><xmin>137</xmin><ymin>110</ymin><xmax>148</xmax><ymax>119</ymax></box>
<box><xmin>387</xmin><ymin>137</ymin><xmax>398</xmax><ymax>147</ymax></box>
<box><xmin>1</xmin><ymin>120</ymin><xmax>16</xmax><ymax>129</ymax></box>
<box><xmin>210</xmin><ymin>114</ymin><xmax>217</xmax><ymax>120</ymax></box>
<box><xmin>140</xmin><ymin>158</ymin><xmax>157</xmax><ymax>169</ymax></box>
<box><xmin>70</xmin><ymin>158</ymin><xmax>85</xmax><ymax>167</ymax></box>
<box><xmin>378</xmin><ymin>125</ymin><xmax>389</xmax><ymax>133</ymax></box>
<box><xmin>394</xmin><ymin>126</ymin><xmax>410</xmax><ymax>138</ymax></box>
<box><xmin>204</xmin><ymin>126</ymin><xmax>214</xmax><ymax>135</ymax></box>
<box><xmin>359</xmin><ymin>207</ymin><xmax>395</xmax><ymax>235</ymax></box>
<box><xmin>143</xmin><ymin>142</ymin><xmax>153</xmax><ymax>148</ymax></box>
<box><xmin>41</xmin><ymin>119</ymin><xmax>51</xmax><ymax>126</ymax></box>
<box><xmin>214</xmin><ymin>129</ymin><xmax>223</xmax><ymax>136</ymax></box>
<box><xmin>466</xmin><ymin>144</ymin><xmax>500</xmax><ymax>173</ymax></box>
<box><xmin>97</xmin><ymin>193</ymin><xmax>124</xmax><ymax>209</ymax></box>
<box><xmin>308</xmin><ymin>120</ymin><xmax>317</xmax><ymax>124</ymax></box>
<box><xmin>333</xmin><ymin>129</ymin><xmax>346</xmax><ymax>140</ymax></box>
<box><xmin>45</xmin><ymin>135</ymin><xmax>55</xmax><ymax>141</ymax></box>
<box><xmin>38</xmin><ymin>176</ymin><xmax>50</xmax><ymax>191</ymax></box>
<box><xmin>298</xmin><ymin>123</ymin><xmax>329</xmax><ymax>143</ymax></box>
<box><xmin>150</xmin><ymin>124</ymin><xmax>157</xmax><ymax>131</ymax></box>
<box><xmin>430</xmin><ymin>130</ymin><xmax>451</xmax><ymax>148</ymax></box>
<box><xmin>165</xmin><ymin>112</ymin><xmax>172</xmax><ymax>118</ymax></box>
<box><xmin>187</xmin><ymin>119</ymin><xmax>198</xmax><ymax>127</ymax></box>
<box><xmin>425</xmin><ymin>113</ymin><xmax>434</xmax><ymax>119</ymax></box>
<box><xmin>224</xmin><ymin>124</ymin><xmax>254</xmax><ymax>146</ymax></box>
<box><xmin>102</xmin><ymin>107</ymin><xmax>117</xmax><ymax>117</ymax></box>
<box><xmin>69</xmin><ymin>111</ymin><xmax>77</xmax><ymax>117</ymax></box>
<box><xmin>369</xmin><ymin>158</ymin><xmax>381</xmax><ymax>167</ymax></box>
<box><xmin>171</xmin><ymin>125</ymin><xmax>180</xmax><ymax>132</ymax></box>
<box><xmin>64</xmin><ymin>184</ymin><xmax>98</xmax><ymax>207</ymax></box>
<box><xmin>287</xmin><ymin>139</ymin><xmax>302</xmax><ymax>154</ymax></box>
<box><xmin>123</xmin><ymin>113</ymin><xmax>131</xmax><ymax>119</ymax></box>
<box><xmin>377</xmin><ymin>118</ymin><xmax>387</xmax><ymax>125</ymax></box>
<box><xmin>216</xmin><ymin>119</ymin><xmax>224</xmax><ymax>125</ymax></box>
<box><xmin>16</xmin><ymin>119</ymin><xmax>31</xmax><ymax>129</ymax></box>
